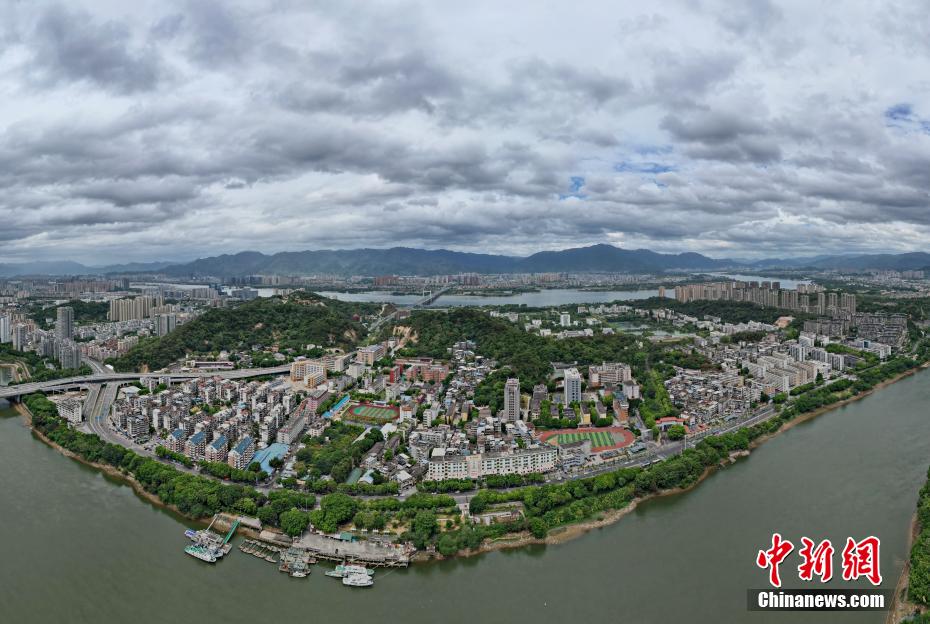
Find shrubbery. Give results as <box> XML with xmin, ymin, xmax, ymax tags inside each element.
<box><xmin>199</xmin><ymin>460</ymin><xmax>267</xmax><ymax>483</ymax></box>
<box><xmin>155</xmin><ymin>445</ymin><xmax>193</xmax><ymax>467</ymax></box>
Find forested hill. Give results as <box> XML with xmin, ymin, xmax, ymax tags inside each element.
<box><xmin>401</xmin><ymin>308</ymin><xmax>703</xmax><ymax>387</ymax></box>
<box><xmin>27</xmin><ymin>299</ymin><xmax>110</xmax><ymax>329</ymax></box>
<box><xmin>108</xmin><ymin>292</ymin><xmax>377</xmax><ymax>372</ymax></box>
<box><xmin>399</xmin><ymin>308</ymin><xmax>715</xmax><ymax>419</ymax></box>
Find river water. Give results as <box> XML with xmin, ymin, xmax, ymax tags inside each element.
<box><xmin>316</xmin><ymin>288</ymin><xmax>669</xmax><ymax>307</ymax></box>
<box><xmin>132</xmin><ymin>283</ymin><xmax>670</xmax><ymax>304</ymax></box>
<box><xmin>1</xmin><ymin>370</ymin><xmax>928</xmax><ymax>623</ymax></box>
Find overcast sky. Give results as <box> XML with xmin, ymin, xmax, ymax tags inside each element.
<box><xmin>1</xmin><ymin>0</ymin><xmax>929</xmax><ymax>265</ymax></box>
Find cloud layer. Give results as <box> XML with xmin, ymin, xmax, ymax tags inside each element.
<box><xmin>1</xmin><ymin>0</ymin><xmax>929</xmax><ymax>263</ymax></box>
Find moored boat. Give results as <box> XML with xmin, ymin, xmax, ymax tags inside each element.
<box><xmin>184</xmin><ymin>545</ymin><xmax>217</xmax><ymax>563</ymax></box>
<box><xmin>342</xmin><ymin>573</ymin><xmax>373</xmax><ymax>587</ymax></box>
<box><xmin>326</xmin><ymin>564</ymin><xmax>375</xmax><ymax>578</ymax></box>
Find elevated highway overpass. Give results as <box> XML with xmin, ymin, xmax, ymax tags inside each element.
<box><xmin>0</xmin><ymin>364</ymin><xmax>291</xmax><ymax>401</ymax></box>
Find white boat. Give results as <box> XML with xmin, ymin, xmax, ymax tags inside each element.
<box><xmin>344</xmin><ymin>564</ymin><xmax>374</xmax><ymax>577</ymax></box>
<box><xmin>326</xmin><ymin>564</ymin><xmax>375</xmax><ymax>578</ymax></box>
<box><xmin>342</xmin><ymin>573</ymin><xmax>374</xmax><ymax>587</ymax></box>
<box><xmin>184</xmin><ymin>545</ymin><xmax>217</xmax><ymax>563</ymax></box>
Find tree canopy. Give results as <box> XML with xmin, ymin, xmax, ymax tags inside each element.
<box><xmin>109</xmin><ymin>292</ymin><xmax>376</xmax><ymax>371</ymax></box>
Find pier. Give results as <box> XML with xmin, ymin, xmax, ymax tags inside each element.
<box><xmin>294</xmin><ymin>531</ymin><xmax>412</xmax><ymax>568</ymax></box>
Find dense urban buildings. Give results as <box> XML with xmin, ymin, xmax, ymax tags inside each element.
<box><xmin>2</xmin><ymin>266</ymin><xmax>927</xmax><ymax>563</ymax></box>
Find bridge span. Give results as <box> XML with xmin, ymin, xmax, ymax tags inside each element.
<box><xmin>413</xmin><ymin>284</ymin><xmax>453</xmax><ymax>307</ymax></box>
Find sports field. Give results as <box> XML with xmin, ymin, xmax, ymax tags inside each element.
<box><xmin>538</xmin><ymin>427</ymin><xmax>635</xmax><ymax>451</ymax></box>
<box><xmin>347</xmin><ymin>403</ymin><xmax>399</xmax><ymax>423</ymax></box>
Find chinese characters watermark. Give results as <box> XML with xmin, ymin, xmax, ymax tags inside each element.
<box><xmin>756</xmin><ymin>534</ymin><xmax>881</xmax><ymax>588</ymax></box>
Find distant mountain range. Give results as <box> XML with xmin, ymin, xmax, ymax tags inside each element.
<box><xmin>135</xmin><ymin>245</ymin><xmax>930</xmax><ymax>277</ymax></box>
<box><xmin>0</xmin><ymin>260</ymin><xmax>174</xmax><ymax>278</ymax></box>
<box><xmin>745</xmin><ymin>252</ymin><xmax>930</xmax><ymax>272</ymax></box>
<box><xmin>3</xmin><ymin>245</ymin><xmax>930</xmax><ymax>277</ymax></box>
<box><xmin>156</xmin><ymin>245</ymin><xmax>732</xmax><ymax>278</ymax></box>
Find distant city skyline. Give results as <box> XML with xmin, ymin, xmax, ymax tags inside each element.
<box><xmin>2</xmin><ymin>1</ymin><xmax>930</xmax><ymax>264</ymax></box>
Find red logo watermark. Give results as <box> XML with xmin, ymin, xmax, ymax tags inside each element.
<box><xmin>756</xmin><ymin>534</ymin><xmax>882</xmax><ymax>588</ymax></box>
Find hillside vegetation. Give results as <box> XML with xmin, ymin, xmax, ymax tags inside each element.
<box><xmin>402</xmin><ymin>308</ymin><xmax>650</xmax><ymax>388</ymax></box>
<box><xmin>27</xmin><ymin>299</ymin><xmax>110</xmax><ymax>329</ymax></box>
<box><xmin>632</xmin><ymin>297</ymin><xmax>805</xmax><ymax>324</ymax></box>
<box><xmin>401</xmin><ymin>308</ymin><xmax>712</xmax><ymax>417</ymax></box>
<box><xmin>108</xmin><ymin>292</ymin><xmax>376</xmax><ymax>372</ymax></box>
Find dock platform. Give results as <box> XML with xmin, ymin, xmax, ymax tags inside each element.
<box><xmin>294</xmin><ymin>531</ymin><xmax>412</xmax><ymax>568</ymax></box>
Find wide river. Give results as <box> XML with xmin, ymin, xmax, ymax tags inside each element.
<box><xmin>1</xmin><ymin>369</ymin><xmax>928</xmax><ymax>623</ymax></box>
<box><xmin>316</xmin><ymin>288</ymin><xmax>670</xmax><ymax>307</ymax></box>
<box><xmin>133</xmin><ymin>282</ymin><xmax>669</xmax><ymax>305</ymax></box>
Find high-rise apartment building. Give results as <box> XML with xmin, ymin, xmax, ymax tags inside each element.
<box><xmin>503</xmin><ymin>377</ymin><xmax>520</xmax><ymax>422</ymax></box>
<box><xmin>156</xmin><ymin>313</ymin><xmax>177</xmax><ymax>337</ymax></box>
<box><xmin>56</xmin><ymin>306</ymin><xmax>74</xmax><ymax>339</ymax></box>
<box><xmin>840</xmin><ymin>293</ymin><xmax>856</xmax><ymax>316</ymax></box>
<box><xmin>563</xmin><ymin>368</ymin><xmax>582</xmax><ymax>406</ymax></box>
<box><xmin>12</xmin><ymin>325</ymin><xmax>27</xmax><ymax>351</ymax></box>
<box><xmin>59</xmin><ymin>340</ymin><xmax>82</xmax><ymax>370</ymax></box>
<box><xmin>108</xmin><ymin>296</ymin><xmax>164</xmax><ymax>322</ymax></box>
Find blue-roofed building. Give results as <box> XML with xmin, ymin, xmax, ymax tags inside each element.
<box><xmin>184</xmin><ymin>429</ymin><xmax>208</xmax><ymax>461</ymax></box>
<box><xmin>323</xmin><ymin>394</ymin><xmax>350</xmax><ymax>419</ymax></box>
<box><xmin>165</xmin><ymin>427</ymin><xmax>185</xmax><ymax>453</ymax></box>
<box><xmin>228</xmin><ymin>435</ymin><xmax>255</xmax><ymax>470</ymax></box>
<box><xmin>205</xmin><ymin>434</ymin><xmax>228</xmax><ymax>463</ymax></box>
<box><xmin>251</xmin><ymin>442</ymin><xmax>288</xmax><ymax>475</ymax></box>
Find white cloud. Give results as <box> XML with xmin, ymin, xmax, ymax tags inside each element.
<box><xmin>0</xmin><ymin>0</ymin><xmax>929</xmax><ymax>263</ymax></box>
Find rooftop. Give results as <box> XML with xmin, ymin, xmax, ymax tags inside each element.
<box><xmin>252</xmin><ymin>442</ymin><xmax>288</xmax><ymax>474</ymax></box>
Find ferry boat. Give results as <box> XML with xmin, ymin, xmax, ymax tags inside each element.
<box><xmin>184</xmin><ymin>545</ymin><xmax>217</xmax><ymax>563</ymax></box>
<box><xmin>342</xmin><ymin>573</ymin><xmax>374</xmax><ymax>587</ymax></box>
<box><xmin>325</xmin><ymin>564</ymin><xmax>375</xmax><ymax>578</ymax></box>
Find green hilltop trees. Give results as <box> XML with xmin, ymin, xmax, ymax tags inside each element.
<box><xmin>108</xmin><ymin>292</ymin><xmax>377</xmax><ymax>372</ymax></box>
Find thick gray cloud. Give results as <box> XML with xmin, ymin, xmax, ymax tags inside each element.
<box><xmin>1</xmin><ymin>0</ymin><xmax>929</xmax><ymax>264</ymax></box>
<box><xmin>28</xmin><ymin>4</ymin><xmax>163</xmax><ymax>93</ymax></box>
